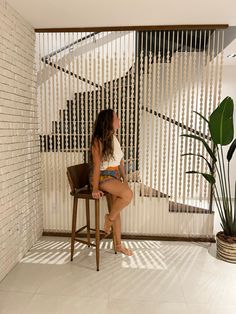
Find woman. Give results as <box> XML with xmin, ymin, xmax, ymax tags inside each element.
<box><xmin>90</xmin><ymin>109</ymin><xmax>133</xmax><ymax>256</ymax></box>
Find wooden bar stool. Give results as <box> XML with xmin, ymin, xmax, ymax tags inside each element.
<box><xmin>66</xmin><ymin>163</ymin><xmax>117</xmax><ymax>271</ymax></box>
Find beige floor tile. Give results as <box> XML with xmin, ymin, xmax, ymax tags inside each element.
<box><xmin>0</xmin><ymin>290</ymin><xmax>34</xmax><ymax>314</ymax></box>
<box><xmin>1</xmin><ymin>237</ymin><xmax>236</xmax><ymax>314</ymax></box>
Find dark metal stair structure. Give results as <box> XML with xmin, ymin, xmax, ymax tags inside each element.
<box><xmin>40</xmin><ymin>68</ymin><xmax>137</xmax><ymax>178</ymax></box>
<box><xmin>136</xmin><ymin>30</ymin><xmax>213</xmax><ymax>62</ymax></box>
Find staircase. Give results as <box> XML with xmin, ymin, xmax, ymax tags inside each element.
<box><xmin>39</xmin><ymin>31</ymin><xmax>214</xmax><ymax>215</ymax></box>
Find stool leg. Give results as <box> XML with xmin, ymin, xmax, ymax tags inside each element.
<box><xmin>85</xmin><ymin>199</ymin><xmax>91</xmax><ymax>247</ymax></box>
<box><xmin>95</xmin><ymin>199</ymin><xmax>100</xmax><ymax>271</ymax></box>
<box><xmin>106</xmin><ymin>195</ymin><xmax>117</xmax><ymax>254</ymax></box>
<box><xmin>71</xmin><ymin>197</ymin><xmax>78</xmax><ymax>261</ymax></box>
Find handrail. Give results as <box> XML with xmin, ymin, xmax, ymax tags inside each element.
<box><xmin>42</xmin><ymin>57</ymin><xmax>101</xmax><ymax>88</ymax></box>
<box><xmin>41</xmin><ymin>58</ymin><xmax>133</xmax><ymax>90</ymax></box>
<box><xmin>142</xmin><ymin>106</ymin><xmax>211</xmax><ymax>140</ymax></box>
<box><xmin>44</xmin><ymin>32</ymin><xmax>99</xmax><ymax>59</ymax></box>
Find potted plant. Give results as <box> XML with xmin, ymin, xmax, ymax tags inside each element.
<box><xmin>181</xmin><ymin>96</ymin><xmax>236</xmax><ymax>263</ymax></box>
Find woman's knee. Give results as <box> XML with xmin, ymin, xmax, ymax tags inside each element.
<box><xmin>121</xmin><ymin>187</ymin><xmax>133</xmax><ymax>204</ymax></box>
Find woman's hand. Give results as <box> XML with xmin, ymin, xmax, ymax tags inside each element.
<box><xmin>92</xmin><ymin>189</ymin><xmax>104</xmax><ymax>199</ymax></box>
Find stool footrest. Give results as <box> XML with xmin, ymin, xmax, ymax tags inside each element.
<box><xmin>76</xmin><ymin>225</ymin><xmax>87</xmax><ymax>233</ymax></box>
<box><xmin>90</xmin><ymin>228</ymin><xmax>106</xmax><ymax>234</ymax></box>
<box><xmin>75</xmin><ymin>238</ymin><xmax>96</xmax><ymax>247</ymax></box>
<box><xmin>75</xmin><ymin>227</ymin><xmax>106</xmax><ymax>235</ymax></box>
<box><xmin>74</xmin><ymin>229</ymin><xmax>110</xmax><ymax>244</ymax></box>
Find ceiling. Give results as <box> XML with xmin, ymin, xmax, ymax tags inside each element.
<box><xmin>6</xmin><ymin>0</ymin><xmax>236</xmax><ymax>66</ymax></box>
<box><xmin>7</xmin><ymin>0</ymin><xmax>236</xmax><ymax>29</ymax></box>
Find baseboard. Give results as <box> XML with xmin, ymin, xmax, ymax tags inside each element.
<box><xmin>42</xmin><ymin>231</ymin><xmax>216</xmax><ymax>243</ymax></box>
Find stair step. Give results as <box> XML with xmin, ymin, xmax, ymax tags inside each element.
<box><xmin>139</xmin><ymin>184</ymin><xmax>170</xmax><ymax>198</ymax></box>
<box><xmin>169</xmin><ymin>200</ymin><xmax>210</xmax><ymax>214</ymax></box>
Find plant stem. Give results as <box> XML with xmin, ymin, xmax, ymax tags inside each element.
<box><xmin>215</xmin><ymin>164</ymin><xmax>227</xmax><ymax>213</ymax></box>
<box><xmin>220</xmin><ymin>146</ymin><xmax>232</xmax><ymax>222</ymax></box>
<box><xmin>215</xmin><ymin>152</ymin><xmax>226</xmax><ymax>203</ymax></box>
<box><xmin>214</xmin><ymin>184</ymin><xmax>224</xmax><ymax>219</ymax></box>
<box><xmin>227</xmin><ymin>161</ymin><xmax>233</xmax><ymax>214</ymax></box>
<box><xmin>209</xmin><ymin>144</ymin><xmax>217</xmax><ymax>213</ymax></box>
<box><xmin>217</xmin><ymin>148</ymin><xmax>228</xmax><ymax>211</ymax></box>
<box><xmin>214</xmin><ymin>184</ymin><xmax>229</xmax><ymax>234</ymax></box>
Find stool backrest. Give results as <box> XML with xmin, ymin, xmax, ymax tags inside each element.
<box><xmin>67</xmin><ymin>163</ymin><xmax>90</xmax><ymax>193</ymax></box>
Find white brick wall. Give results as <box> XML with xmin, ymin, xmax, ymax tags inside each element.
<box><xmin>0</xmin><ymin>0</ymin><xmax>42</xmax><ymax>281</ymax></box>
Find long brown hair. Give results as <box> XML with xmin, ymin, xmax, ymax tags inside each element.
<box><xmin>91</xmin><ymin>109</ymin><xmax>115</xmax><ymax>161</ymax></box>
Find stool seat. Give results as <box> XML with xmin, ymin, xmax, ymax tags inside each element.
<box><xmin>67</xmin><ymin>163</ymin><xmax>116</xmax><ymax>271</ymax></box>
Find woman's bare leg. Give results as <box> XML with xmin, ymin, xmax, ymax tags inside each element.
<box><xmin>107</xmin><ymin>194</ymin><xmax>121</xmax><ymax>243</ymax></box>
<box><xmin>100</xmin><ymin>179</ymin><xmax>133</xmax><ymax>222</ymax></box>
<box><xmin>110</xmin><ymin>194</ymin><xmax>133</xmax><ymax>256</ymax></box>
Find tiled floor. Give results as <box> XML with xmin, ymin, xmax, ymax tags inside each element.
<box><xmin>0</xmin><ymin>236</ymin><xmax>236</xmax><ymax>314</ymax></box>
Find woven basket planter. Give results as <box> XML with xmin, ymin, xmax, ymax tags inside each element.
<box><xmin>216</xmin><ymin>232</ymin><xmax>236</xmax><ymax>263</ymax></box>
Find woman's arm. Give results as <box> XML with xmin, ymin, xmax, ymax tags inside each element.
<box><xmin>91</xmin><ymin>139</ymin><xmax>103</xmax><ymax>198</ymax></box>
<box><xmin>120</xmin><ymin>159</ymin><xmax>127</xmax><ymax>182</ymax></box>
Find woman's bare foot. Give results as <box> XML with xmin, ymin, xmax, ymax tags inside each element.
<box><xmin>116</xmin><ymin>244</ymin><xmax>133</xmax><ymax>256</ymax></box>
<box><xmin>104</xmin><ymin>214</ymin><xmax>113</xmax><ymax>234</ymax></box>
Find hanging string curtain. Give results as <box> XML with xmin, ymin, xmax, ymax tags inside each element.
<box><xmin>37</xmin><ymin>28</ymin><xmax>224</xmax><ymax>231</ymax></box>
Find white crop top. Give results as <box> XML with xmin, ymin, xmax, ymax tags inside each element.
<box><xmin>100</xmin><ymin>135</ymin><xmax>124</xmax><ymax>170</ymax></box>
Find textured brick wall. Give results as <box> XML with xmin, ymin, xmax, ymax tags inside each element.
<box><xmin>0</xmin><ymin>0</ymin><xmax>42</xmax><ymax>281</ymax></box>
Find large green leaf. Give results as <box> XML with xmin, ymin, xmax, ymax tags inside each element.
<box><xmin>209</xmin><ymin>97</ymin><xmax>234</xmax><ymax>145</ymax></box>
<box><xmin>227</xmin><ymin>138</ymin><xmax>236</xmax><ymax>162</ymax></box>
<box><xmin>186</xmin><ymin>171</ymin><xmax>216</xmax><ymax>184</ymax></box>
<box><xmin>193</xmin><ymin>111</ymin><xmax>209</xmax><ymax>124</ymax></box>
<box><xmin>181</xmin><ymin>153</ymin><xmax>213</xmax><ymax>172</ymax></box>
<box><xmin>181</xmin><ymin>134</ymin><xmax>217</xmax><ymax>162</ymax></box>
